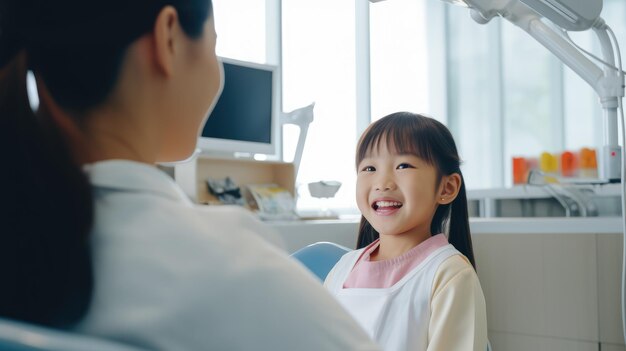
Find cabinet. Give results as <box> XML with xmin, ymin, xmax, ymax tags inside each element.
<box><xmin>174</xmin><ymin>155</ymin><xmax>295</xmax><ymax>205</ymax></box>
<box><xmin>488</xmin><ymin>332</ymin><xmax>598</xmax><ymax>351</ymax></box>
<box><xmin>472</xmin><ymin>232</ymin><xmax>624</xmax><ymax>351</ymax></box>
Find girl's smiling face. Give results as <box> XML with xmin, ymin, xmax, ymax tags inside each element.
<box><xmin>356</xmin><ymin>141</ymin><xmax>441</xmax><ymax>238</ymax></box>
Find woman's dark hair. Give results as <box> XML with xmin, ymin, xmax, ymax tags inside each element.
<box><xmin>0</xmin><ymin>0</ymin><xmax>212</xmax><ymax>327</ymax></box>
<box><xmin>355</xmin><ymin>112</ymin><xmax>476</xmax><ymax>269</ymax></box>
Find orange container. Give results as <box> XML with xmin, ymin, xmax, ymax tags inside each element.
<box><xmin>579</xmin><ymin>148</ymin><xmax>598</xmax><ymax>178</ymax></box>
<box><xmin>512</xmin><ymin>157</ymin><xmax>528</xmax><ymax>184</ymax></box>
<box><xmin>560</xmin><ymin>151</ymin><xmax>576</xmax><ymax>177</ymax></box>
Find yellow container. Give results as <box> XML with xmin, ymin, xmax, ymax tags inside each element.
<box><xmin>540</xmin><ymin>152</ymin><xmax>558</xmax><ymax>173</ymax></box>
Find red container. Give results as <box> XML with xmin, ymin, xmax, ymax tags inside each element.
<box><xmin>560</xmin><ymin>151</ymin><xmax>576</xmax><ymax>177</ymax></box>
<box><xmin>512</xmin><ymin>157</ymin><xmax>528</xmax><ymax>184</ymax></box>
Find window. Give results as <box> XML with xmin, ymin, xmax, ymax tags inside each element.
<box><xmin>213</xmin><ymin>0</ymin><xmax>267</xmax><ymax>64</ymax></box>
<box><xmin>501</xmin><ymin>21</ymin><xmax>563</xmax><ymax>185</ymax></box>
<box><xmin>446</xmin><ymin>6</ymin><xmax>502</xmax><ymax>189</ymax></box>
<box><xmin>369</xmin><ymin>0</ymin><xmax>430</xmax><ymax>121</ymax></box>
<box><xmin>281</xmin><ymin>1</ymin><xmax>359</xmax><ymax>213</ymax></box>
<box><xmin>281</xmin><ymin>0</ymin><xmax>434</xmax><ymax>214</ymax></box>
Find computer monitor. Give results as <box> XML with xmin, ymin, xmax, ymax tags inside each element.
<box><xmin>197</xmin><ymin>57</ymin><xmax>278</xmax><ymax>156</ymax></box>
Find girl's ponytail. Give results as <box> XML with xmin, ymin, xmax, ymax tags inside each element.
<box><xmin>0</xmin><ymin>53</ymin><xmax>94</xmax><ymax>327</ymax></box>
<box><xmin>447</xmin><ymin>177</ymin><xmax>475</xmax><ymax>269</ymax></box>
<box><xmin>430</xmin><ymin>174</ymin><xmax>476</xmax><ymax>270</ymax></box>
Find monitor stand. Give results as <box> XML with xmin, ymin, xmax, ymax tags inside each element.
<box><xmin>195</xmin><ymin>149</ymin><xmax>282</xmax><ymax>162</ymax></box>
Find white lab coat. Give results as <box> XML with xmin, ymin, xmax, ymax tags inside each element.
<box><xmin>75</xmin><ymin>160</ymin><xmax>379</xmax><ymax>351</ymax></box>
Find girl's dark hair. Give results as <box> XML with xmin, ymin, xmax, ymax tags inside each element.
<box><xmin>0</xmin><ymin>0</ymin><xmax>212</xmax><ymax>327</ymax></box>
<box><xmin>355</xmin><ymin>112</ymin><xmax>476</xmax><ymax>269</ymax></box>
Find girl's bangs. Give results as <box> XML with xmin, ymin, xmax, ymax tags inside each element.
<box><xmin>356</xmin><ymin>115</ymin><xmax>437</xmax><ymax>168</ymax></box>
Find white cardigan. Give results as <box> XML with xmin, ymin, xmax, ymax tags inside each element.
<box><xmin>325</xmin><ymin>245</ymin><xmax>488</xmax><ymax>351</ymax></box>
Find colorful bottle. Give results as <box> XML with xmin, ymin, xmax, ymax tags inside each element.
<box><xmin>540</xmin><ymin>152</ymin><xmax>559</xmax><ymax>183</ymax></box>
<box><xmin>512</xmin><ymin>157</ymin><xmax>528</xmax><ymax>185</ymax></box>
<box><xmin>560</xmin><ymin>151</ymin><xmax>577</xmax><ymax>177</ymax></box>
<box><xmin>579</xmin><ymin>148</ymin><xmax>598</xmax><ymax>179</ymax></box>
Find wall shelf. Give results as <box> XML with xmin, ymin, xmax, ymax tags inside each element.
<box><xmin>174</xmin><ymin>155</ymin><xmax>295</xmax><ymax>205</ymax></box>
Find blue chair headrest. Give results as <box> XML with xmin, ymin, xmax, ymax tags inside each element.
<box><xmin>290</xmin><ymin>242</ymin><xmax>351</xmax><ymax>281</ymax></box>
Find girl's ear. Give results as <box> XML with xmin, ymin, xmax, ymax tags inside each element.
<box><xmin>437</xmin><ymin>173</ymin><xmax>462</xmax><ymax>205</ymax></box>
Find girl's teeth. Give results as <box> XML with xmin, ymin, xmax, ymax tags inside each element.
<box><xmin>376</xmin><ymin>201</ymin><xmax>401</xmax><ymax>207</ymax></box>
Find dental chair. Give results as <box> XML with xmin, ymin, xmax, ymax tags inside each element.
<box><xmin>0</xmin><ymin>317</ymin><xmax>146</xmax><ymax>351</ymax></box>
<box><xmin>290</xmin><ymin>241</ymin><xmax>350</xmax><ymax>281</ymax></box>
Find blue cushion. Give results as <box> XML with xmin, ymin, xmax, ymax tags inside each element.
<box><xmin>290</xmin><ymin>242</ymin><xmax>351</xmax><ymax>281</ymax></box>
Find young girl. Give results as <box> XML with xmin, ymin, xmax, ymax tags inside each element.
<box><xmin>325</xmin><ymin>112</ymin><xmax>488</xmax><ymax>351</ymax></box>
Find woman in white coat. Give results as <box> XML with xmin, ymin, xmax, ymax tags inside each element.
<box><xmin>0</xmin><ymin>1</ymin><xmax>379</xmax><ymax>350</ymax></box>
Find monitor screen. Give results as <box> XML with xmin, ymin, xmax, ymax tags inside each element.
<box><xmin>198</xmin><ymin>58</ymin><xmax>277</xmax><ymax>155</ymax></box>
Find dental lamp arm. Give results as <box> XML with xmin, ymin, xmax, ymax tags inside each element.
<box><xmin>430</xmin><ymin>0</ymin><xmax>625</xmax><ymax>181</ymax></box>
<box><xmin>281</xmin><ymin>102</ymin><xmax>315</xmax><ymax>178</ymax></box>
<box><xmin>500</xmin><ymin>2</ymin><xmax>622</xmax><ymax>100</ymax></box>
<box><xmin>422</xmin><ymin>0</ymin><xmax>624</xmax><ymax>180</ymax></box>
<box><xmin>500</xmin><ymin>2</ymin><xmax>624</xmax><ymax>181</ymax></box>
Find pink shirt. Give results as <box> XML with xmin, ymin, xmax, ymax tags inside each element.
<box><xmin>343</xmin><ymin>234</ymin><xmax>449</xmax><ymax>289</ymax></box>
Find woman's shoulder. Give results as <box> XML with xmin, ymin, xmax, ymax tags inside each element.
<box><xmin>97</xmin><ymin>187</ymin><xmax>262</xmax><ymax>232</ymax></box>
<box><xmin>93</xmin><ymin>190</ymin><xmax>282</xmax><ymax>256</ymax></box>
